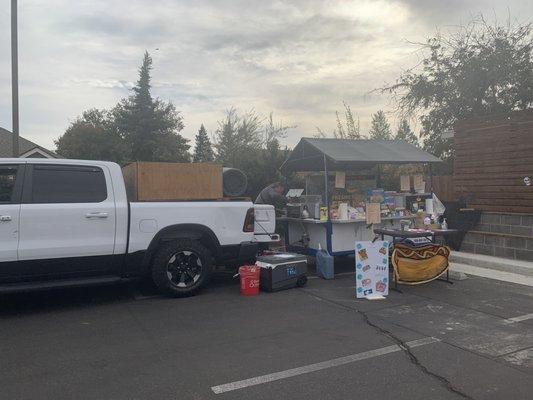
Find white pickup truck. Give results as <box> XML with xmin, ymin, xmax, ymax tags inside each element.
<box><xmin>0</xmin><ymin>158</ymin><xmax>277</xmax><ymax>297</ymax></box>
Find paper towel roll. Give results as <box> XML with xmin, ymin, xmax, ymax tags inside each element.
<box><xmin>425</xmin><ymin>198</ymin><xmax>434</xmax><ymax>215</ymax></box>
<box><xmin>338</xmin><ymin>203</ymin><xmax>349</xmax><ymax>220</ymax></box>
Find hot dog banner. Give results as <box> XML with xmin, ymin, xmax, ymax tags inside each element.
<box><xmin>355</xmin><ymin>241</ymin><xmax>390</xmax><ymax>298</ymax></box>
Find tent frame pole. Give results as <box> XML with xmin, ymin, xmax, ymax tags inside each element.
<box><xmin>429</xmin><ymin>163</ymin><xmax>433</xmax><ymax>192</ymax></box>
<box><xmin>323</xmin><ymin>154</ymin><xmax>330</xmax><ymax>221</ymax></box>
<box><xmin>323</xmin><ymin>154</ymin><xmax>334</xmax><ymax>255</ymax></box>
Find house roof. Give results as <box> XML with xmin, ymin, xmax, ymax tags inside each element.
<box><xmin>281</xmin><ymin>137</ymin><xmax>441</xmax><ymax>172</ymax></box>
<box><xmin>0</xmin><ymin>127</ymin><xmax>59</xmax><ymax>158</ymax></box>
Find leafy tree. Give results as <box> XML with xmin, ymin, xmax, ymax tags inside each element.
<box><xmin>214</xmin><ymin>108</ymin><xmax>294</xmax><ymax>197</ymax></box>
<box><xmin>316</xmin><ymin>101</ymin><xmax>361</xmax><ymax>139</ymax></box>
<box><xmin>113</xmin><ymin>51</ymin><xmax>190</xmax><ymax>162</ymax></box>
<box><xmin>238</xmin><ymin>140</ymin><xmax>289</xmax><ymax>198</ymax></box>
<box><xmin>382</xmin><ymin>17</ymin><xmax>533</xmax><ymax>158</ymax></box>
<box><xmin>55</xmin><ymin>109</ymin><xmax>126</xmax><ymax>163</ymax></box>
<box><xmin>192</xmin><ymin>124</ymin><xmax>214</xmax><ymax>162</ymax></box>
<box><xmin>333</xmin><ymin>102</ymin><xmax>361</xmax><ymax>139</ymax></box>
<box><xmin>263</xmin><ymin>112</ymin><xmax>291</xmax><ymax>144</ymax></box>
<box><xmin>369</xmin><ymin>110</ymin><xmax>392</xmax><ymax>140</ymax></box>
<box><xmin>381</xmin><ymin>119</ymin><xmax>421</xmax><ymax>188</ymax></box>
<box><xmin>245</xmin><ymin>113</ymin><xmax>293</xmax><ymax>196</ymax></box>
<box><xmin>395</xmin><ymin>119</ymin><xmax>418</xmax><ymax>145</ymax></box>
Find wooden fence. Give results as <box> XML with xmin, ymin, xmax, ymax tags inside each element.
<box><xmin>431</xmin><ymin>175</ymin><xmax>455</xmax><ymax>202</ymax></box>
<box><xmin>453</xmin><ymin>109</ymin><xmax>533</xmax><ymax>213</ymax></box>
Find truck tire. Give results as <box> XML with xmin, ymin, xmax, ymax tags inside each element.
<box><xmin>151</xmin><ymin>239</ymin><xmax>213</xmax><ymax>298</ymax></box>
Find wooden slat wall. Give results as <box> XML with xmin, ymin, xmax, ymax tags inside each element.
<box><xmin>454</xmin><ymin>109</ymin><xmax>533</xmax><ymax>213</ymax></box>
<box><xmin>432</xmin><ymin>175</ymin><xmax>455</xmax><ymax>202</ymax></box>
<box><xmin>122</xmin><ymin>162</ymin><xmax>223</xmax><ymax>201</ymax></box>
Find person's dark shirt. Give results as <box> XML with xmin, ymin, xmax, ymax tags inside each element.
<box><xmin>255</xmin><ymin>184</ymin><xmax>287</xmax><ymax>206</ymax></box>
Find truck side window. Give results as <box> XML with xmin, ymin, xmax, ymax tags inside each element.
<box><xmin>31</xmin><ymin>165</ymin><xmax>107</xmax><ymax>203</ymax></box>
<box><xmin>0</xmin><ymin>166</ymin><xmax>18</xmax><ymax>203</ymax></box>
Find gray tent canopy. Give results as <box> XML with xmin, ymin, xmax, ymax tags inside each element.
<box><xmin>281</xmin><ymin>138</ymin><xmax>441</xmax><ymax>172</ymax></box>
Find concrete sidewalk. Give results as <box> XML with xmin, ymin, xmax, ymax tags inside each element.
<box><xmin>450</xmin><ymin>251</ymin><xmax>533</xmax><ymax>287</ymax></box>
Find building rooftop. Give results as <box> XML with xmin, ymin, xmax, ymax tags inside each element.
<box><xmin>0</xmin><ymin>127</ymin><xmax>59</xmax><ymax>158</ymax></box>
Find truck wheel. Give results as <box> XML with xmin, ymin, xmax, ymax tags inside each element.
<box><xmin>151</xmin><ymin>240</ymin><xmax>213</xmax><ymax>298</ymax></box>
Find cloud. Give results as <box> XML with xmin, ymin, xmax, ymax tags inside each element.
<box><xmin>0</xmin><ymin>0</ymin><xmax>530</xmax><ymax>150</ymax></box>
<box><xmin>198</xmin><ymin>13</ymin><xmax>373</xmax><ymax>52</ymax></box>
<box><xmin>398</xmin><ymin>0</ymin><xmax>531</xmax><ymax>28</ymax></box>
<box><xmin>65</xmin><ymin>79</ymin><xmax>134</xmax><ymax>89</ymax></box>
<box><xmin>55</xmin><ymin>12</ymin><xmax>175</xmax><ymax>45</ymax></box>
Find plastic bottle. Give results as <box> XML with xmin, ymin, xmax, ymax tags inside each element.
<box><xmin>316</xmin><ymin>243</ymin><xmax>334</xmax><ymax>279</ymax></box>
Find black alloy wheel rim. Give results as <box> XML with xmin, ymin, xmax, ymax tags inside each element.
<box><xmin>166</xmin><ymin>250</ymin><xmax>203</xmax><ymax>288</ymax></box>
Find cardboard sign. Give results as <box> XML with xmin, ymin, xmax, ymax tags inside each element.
<box><xmin>355</xmin><ymin>241</ymin><xmax>389</xmax><ymax>298</ymax></box>
<box><xmin>335</xmin><ymin>171</ymin><xmax>346</xmax><ymax>188</ymax></box>
<box><xmin>413</xmin><ymin>175</ymin><xmax>425</xmax><ymax>192</ymax></box>
<box><xmin>365</xmin><ymin>203</ymin><xmax>381</xmax><ymax>224</ymax></box>
<box><xmin>400</xmin><ymin>175</ymin><xmax>410</xmax><ymax>192</ymax></box>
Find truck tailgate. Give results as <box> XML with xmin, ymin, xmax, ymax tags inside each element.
<box><xmin>254</xmin><ymin>204</ymin><xmax>277</xmax><ymax>242</ymax></box>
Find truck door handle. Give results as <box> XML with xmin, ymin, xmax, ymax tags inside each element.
<box><xmin>0</xmin><ymin>215</ymin><xmax>12</xmax><ymax>222</ymax></box>
<box><xmin>85</xmin><ymin>212</ymin><xmax>109</xmax><ymax>219</ymax></box>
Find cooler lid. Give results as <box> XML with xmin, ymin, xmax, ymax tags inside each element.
<box><xmin>256</xmin><ymin>253</ymin><xmax>307</xmax><ymax>264</ymax></box>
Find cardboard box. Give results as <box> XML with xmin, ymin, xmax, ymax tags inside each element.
<box><xmin>122</xmin><ymin>162</ymin><xmax>223</xmax><ymax>201</ymax></box>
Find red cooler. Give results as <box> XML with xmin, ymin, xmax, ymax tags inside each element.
<box><xmin>239</xmin><ymin>265</ymin><xmax>260</xmax><ymax>296</ymax></box>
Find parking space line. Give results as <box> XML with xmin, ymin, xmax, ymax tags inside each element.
<box><xmin>504</xmin><ymin>313</ymin><xmax>533</xmax><ymax>324</ymax></box>
<box><xmin>211</xmin><ymin>337</ymin><xmax>440</xmax><ymax>394</ymax></box>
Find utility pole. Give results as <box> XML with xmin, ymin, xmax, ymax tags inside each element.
<box><xmin>11</xmin><ymin>0</ymin><xmax>19</xmax><ymax>157</ymax></box>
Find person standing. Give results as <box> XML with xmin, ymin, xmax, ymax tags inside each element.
<box><xmin>255</xmin><ymin>182</ymin><xmax>287</xmax><ymax>208</ymax></box>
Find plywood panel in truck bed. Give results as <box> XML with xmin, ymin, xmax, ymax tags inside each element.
<box><xmin>122</xmin><ymin>162</ymin><xmax>223</xmax><ymax>201</ymax></box>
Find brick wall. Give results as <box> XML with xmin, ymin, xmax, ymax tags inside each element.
<box><xmin>460</xmin><ymin>212</ymin><xmax>533</xmax><ymax>261</ymax></box>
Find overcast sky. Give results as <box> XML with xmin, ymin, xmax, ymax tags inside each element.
<box><xmin>0</xmin><ymin>0</ymin><xmax>531</xmax><ymax>151</ymax></box>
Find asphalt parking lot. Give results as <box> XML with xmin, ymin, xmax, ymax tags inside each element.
<box><xmin>1</xmin><ymin>266</ymin><xmax>532</xmax><ymax>400</ymax></box>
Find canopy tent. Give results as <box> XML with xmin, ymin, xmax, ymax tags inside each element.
<box><xmin>281</xmin><ymin>138</ymin><xmax>441</xmax><ymax>172</ymax></box>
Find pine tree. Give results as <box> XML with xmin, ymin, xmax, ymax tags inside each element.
<box><xmin>193</xmin><ymin>124</ymin><xmax>214</xmax><ymax>162</ymax></box>
<box><xmin>369</xmin><ymin>110</ymin><xmax>392</xmax><ymax>140</ymax></box>
<box><xmin>214</xmin><ymin>109</ymin><xmax>240</xmax><ymax>167</ymax></box>
<box><xmin>395</xmin><ymin>119</ymin><xmax>418</xmax><ymax>146</ymax></box>
<box><xmin>114</xmin><ymin>51</ymin><xmax>190</xmax><ymax>162</ymax></box>
<box><xmin>214</xmin><ymin>108</ymin><xmax>262</xmax><ymax>167</ymax></box>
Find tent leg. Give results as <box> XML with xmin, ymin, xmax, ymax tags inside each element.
<box><xmin>429</xmin><ymin>163</ymin><xmax>433</xmax><ymax>192</ymax></box>
<box><xmin>324</xmin><ymin>154</ymin><xmax>330</xmax><ymax>220</ymax></box>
